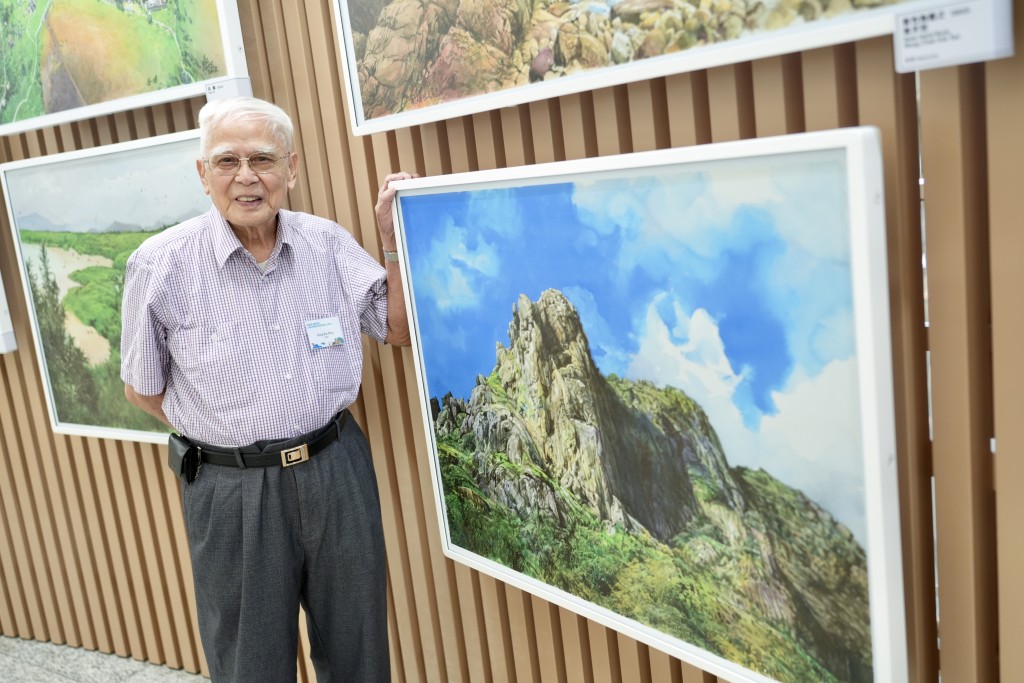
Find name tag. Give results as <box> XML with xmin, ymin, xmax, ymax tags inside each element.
<box><xmin>305</xmin><ymin>317</ymin><xmax>345</xmax><ymax>349</ymax></box>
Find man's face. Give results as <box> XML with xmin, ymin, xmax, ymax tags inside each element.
<box><xmin>196</xmin><ymin>118</ymin><xmax>298</xmax><ymax>235</ymax></box>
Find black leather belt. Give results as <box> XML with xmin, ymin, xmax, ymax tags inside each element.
<box><xmin>189</xmin><ymin>410</ymin><xmax>348</xmax><ymax>469</ymax></box>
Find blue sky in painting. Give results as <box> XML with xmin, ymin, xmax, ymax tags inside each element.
<box><xmin>399</xmin><ymin>149</ymin><xmax>868</xmax><ymax>544</ymax></box>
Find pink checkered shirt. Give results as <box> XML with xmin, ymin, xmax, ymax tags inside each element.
<box><xmin>121</xmin><ymin>207</ymin><xmax>388</xmax><ymax>446</ymax></box>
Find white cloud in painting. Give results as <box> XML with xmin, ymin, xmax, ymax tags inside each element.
<box><xmin>413</xmin><ymin>218</ymin><xmax>500</xmax><ymax>312</ymax></box>
<box><xmin>467</xmin><ymin>188</ymin><xmax>524</xmax><ymax>238</ymax></box>
<box><xmin>6</xmin><ymin>140</ymin><xmax>208</xmax><ymax>232</ymax></box>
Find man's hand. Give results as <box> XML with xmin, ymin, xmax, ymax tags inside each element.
<box><xmin>376</xmin><ymin>171</ymin><xmax>417</xmax><ymax>347</ymax></box>
<box><xmin>375</xmin><ymin>171</ymin><xmax>418</xmax><ymax>249</ymax></box>
<box><xmin>124</xmin><ymin>384</ymin><xmax>172</xmax><ymax>428</ymax></box>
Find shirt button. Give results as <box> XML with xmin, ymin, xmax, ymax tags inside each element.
<box><xmin>272</xmin><ymin>324</ymin><xmax>281</xmax><ymax>331</ymax></box>
<box><xmin>284</xmin><ymin>373</ymin><xmax>292</xmax><ymax>380</ymax></box>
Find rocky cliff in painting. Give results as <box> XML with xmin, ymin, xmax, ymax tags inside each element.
<box><xmin>433</xmin><ymin>289</ymin><xmax>872</xmax><ymax>683</ymax></box>
<box><xmin>352</xmin><ymin>0</ymin><xmax>898</xmax><ymax>119</ymax></box>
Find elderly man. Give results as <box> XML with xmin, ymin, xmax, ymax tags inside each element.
<box><xmin>120</xmin><ymin>96</ymin><xmax>412</xmax><ymax>682</ymax></box>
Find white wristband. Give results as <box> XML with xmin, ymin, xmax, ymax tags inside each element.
<box><xmin>383</xmin><ymin>250</ymin><xmax>399</xmax><ymax>262</ymax></box>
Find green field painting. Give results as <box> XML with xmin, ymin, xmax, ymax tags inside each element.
<box><xmin>0</xmin><ymin>0</ymin><xmax>227</xmax><ymax>125</ymax></box>
<box><xmin>2</xmin><ymin>131</ymin><xmax>208</xmax><ymax>440</ymax></box>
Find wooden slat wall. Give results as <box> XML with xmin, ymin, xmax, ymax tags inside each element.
<box><xmin>0</xmin><ymin>0</ymin><xmax>1018</xmax><ymax>680</ymax></box>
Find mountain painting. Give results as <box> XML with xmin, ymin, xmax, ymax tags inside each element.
<box><xmin>1</xmin><ymin>130</ymin><xmax>209</xmax><ymax>442</ymax></box>
<box><xmin>396</xmin><ymin>131</ymin><xmax>905</xmax><ymax>682</ymax></box>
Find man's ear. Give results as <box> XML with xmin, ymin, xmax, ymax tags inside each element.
<box><xmin>286</xmin><ymin>152</ymin><xmax>299</xmax><ymax>191</ymax></box>
<box><xmin>196</xmin><ymin>159</ymin><xmax>211</xmax><ymax>196</ymax></box>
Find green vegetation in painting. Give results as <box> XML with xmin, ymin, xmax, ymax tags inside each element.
<box><xmin>433</xmin><ymin>290</ymin><xmax>872</xmax><ymax>683</ymax></box>
<box><xmin>0</xmin><ymin>0</ymin><xmax>226</xmax><ymax>125</ymax></box>
<box><xmin>21</xmin><ymin>228</ymin><xmax>169</xmax><ymax>433</ymax></box>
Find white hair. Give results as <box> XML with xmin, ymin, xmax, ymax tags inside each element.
<box><xmin>197</xmin><ymin>97</ymin><xmax>294</xmax><ymax>156</ymax></box>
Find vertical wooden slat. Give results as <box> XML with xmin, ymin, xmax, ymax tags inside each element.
<box><xmin>479</xmin><ymin>577</ymin><xmax>515</xmax><ymax>683</ymax></box>
<box><xmin>802</xmin><ymin>45</ymin><xmax>860</xmax><ymax>132</ymax></box>
<box><xmin>561</xmin><ymin>612</ymin><xmax>594</xmax><ymax>683</ymax></box>
<box><xmin>854</xmin><ymin>36</ymin><xmax>937</xmax><ymax>683</ymax></box>
<box><xmin>528</xmin><ymin>100</ymin><xmax>564</xmax><ymax>164</ymax></box>
<box><xmin>919</xmin><ymin>63</ymin><xmax>997</xmax><ymax>683</ymax></box>
<box><xmin>105</xmin><ymin>441</ymin><xmax>159</xmax><ymax>662</ymax></box>
<box><xmin>986</xmin><ymin>9</ymin><xmax>1024</xmax><ymax>680</ymax></box>
<box><xmin>506</xmin><ymin>588</ymin><xmax>541</xmax><ymax>683</ymax></box>
<box><xmin>559</xmin><ymin>91</ymin><xmax>597</xmax><ymax>161</ymax></box>
<box><xmin>649</xmin><ymin>648</ymin><xmax>682</xmax><ymax>683</ymax></box>
<box><xmin>706</xmin><ymin>63</ymin><xmax>754</xmax><ymax>141</ymax></box>
<box><xmin>751</xmin><ymin>56</ymin><xmax>802</xmax><ymax>138</ymax></box>
<box><xmin>0</xmin><ymin>359</ymin><xmax>35</xmax><ymax>638</ymax></box>
<box><xmin>3</xmin><ymin>348</ymin><xmax>61</xmax><ymax>643</ymax></box>
<box><xmin>122</xmin><ymin>443</ymin><xmax>173</xmax><ymax>665</ymax></box>
<box><xmin>472</xmin><ymin>111</ymin><xmax>504</xmax><ymax>170</ymax></box>
<box><xmin>532</xmin><ymin>597</ymin><xmax>567</xmax><ymax>683</ymax></box>
<box><xmin>586</xmin><ymin>620</ymin><xmax>620</xmax><ymax>683</ymax></box>
<box><xmin>32</xmin><ymin>430</ymin><xmax>85</xmax><ymax>650</ymax></box>
<box><xmin>664</xmin><ymin>71</ymin><xmax>711</xmax><ymax>148</ymax></box>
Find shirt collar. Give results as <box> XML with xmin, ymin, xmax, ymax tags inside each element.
<box><xmin>210</xmin><ymin>208</ymin><xmax>294</xmax><ymax>268</ymax></box>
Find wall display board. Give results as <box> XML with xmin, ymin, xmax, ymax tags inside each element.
<box><xmin>332</xmin><ymin>0</ymin><xmax>974</xmax><ymax>134</ymax></box>
<box><xmin>0</xmin><ymin>129</ymin><xmax>209</xmax><ymax>443</ymax></box>
<box><xmin>0</xmin><ymin>0</ymin><xmax>247</xmax><ymax>136</ymax></box>
<box><xmin>392</xmin><ymin>127</ymin><xmax>907</xmax><ymax>683</ymax></box>
<box><xmin>0</xmin><ymin>271</ymin><xmax>15</xmax><ymax>352</ymax></box>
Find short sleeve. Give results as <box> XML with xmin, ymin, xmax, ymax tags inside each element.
<box><xmin>120</xmin><ymin>251</ymin><xmax>170</xmax><ymax>395</ymax></box>
<box><xmin>333</xmin><ymin>230</ymin><xmax>388</xmax><ymax>343</ymax></box>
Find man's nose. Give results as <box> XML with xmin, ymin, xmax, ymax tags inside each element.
<box><xmin>234</xmin><ymin>160</ymin><xmax>260</xmax><ymax>181</ymax></box>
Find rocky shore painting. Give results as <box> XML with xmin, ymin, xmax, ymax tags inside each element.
<box><xmin>395</xmin><ymin>130</ymin><xmax>906</xmax><ymax>681</ymax></box>
<box><xmin>335</xmin><ymin>0</ymin><xmax>912</xmax><ymax>132</ymax></box>
<box><xmin>1</xmin><ymin>130</ymin><xmax>208</xmax><ymax>443</ymax></box>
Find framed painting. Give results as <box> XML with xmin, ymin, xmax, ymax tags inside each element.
<box><xmin>0</xmin><ymin>0</ymin><xmax>248</xmax><ymax>136</ymax></box>
<box><xmin>0</xmin><ymin>129</ymin><xmax>210</xmax><ymax>443</ymax></box>
<box><xmin>332</xmin><ymin>0</ymin><xmax>998</xmax><ymax>135</ymax></box>
<box><xmin>392</xmin><ymin>127</ymin><xmax>907</xmax><ymax>682</ymax></box>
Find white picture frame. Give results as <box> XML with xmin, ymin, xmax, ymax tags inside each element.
<box><xmin>332</xmin><ymin>0</ymin><xmax>980</xmax><ymax>135</ymax></box>
<box><xmin>392</xmin><ymin>126</ymin><xmax>907</xmax><ymax>682</ymax></box>
<box><xmin>0</xmin><ymin>0</ymin><xmax>249</xmax><ymax>136</ymax></box>
<box><xmin>0</xmin><ymin>129</ymin><xmax>210</xmax><ymax>443</ymax></box>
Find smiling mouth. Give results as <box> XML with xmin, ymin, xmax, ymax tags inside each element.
<box><xmin>236</xmin><ymin>196</ymin><xmax>263</xmax><ymax>203</ymax></box>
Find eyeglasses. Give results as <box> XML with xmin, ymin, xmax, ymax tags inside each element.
<box><xmin>204</xmin><ymin>152</ymin><xmax>288</xmax><ymax>175</ymax></box>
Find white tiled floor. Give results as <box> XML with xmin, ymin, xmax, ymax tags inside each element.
<box><xmin>0</xmin><ymin>636</ymin><xmax>206</xmax><ymax>682</ymax></box>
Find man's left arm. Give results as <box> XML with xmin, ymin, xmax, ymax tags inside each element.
<box><xmin>375</xmin><ymin>172</ymin><xmax>417</xmax><ymax>347</ymax></box>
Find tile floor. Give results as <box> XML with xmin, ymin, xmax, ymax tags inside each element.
<box><xmin>0</xmin><ymin>636</ymin><xmax>206</xmax><ymax>682</ymax></box>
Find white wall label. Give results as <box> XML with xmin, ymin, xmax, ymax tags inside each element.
<box><xmin>205</xmin><ymin>77</ymin><xmax>254</xmax><ymax>101</ymax></box>
<box><xmin>895</xmin><ymin>0</ymin><xmax>1014</xmax><ymax>73</ymax></box>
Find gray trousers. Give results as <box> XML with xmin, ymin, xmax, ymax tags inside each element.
<box><xmin>181</xmin><ymin>416</ymin><xmax>389</xmax><ymax>682</ymax></box>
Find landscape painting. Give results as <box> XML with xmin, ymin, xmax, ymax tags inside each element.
<box><xmin>0</xmin><ymin>0</ymin><xmax>244</xmax><ymax>135</ymax></box>
<box><xmin>334</xmin><ymin>0</ymin><xmax>923</xmax><ymax>133</ymax></box>
<box><xmin>394</xmin><ymin>129</ymin><xmax>906</xmax><ymax>682</ymax></box>
<box><xmin>0</xmin><ymin>129</ymin><xmax>209</xmax><ymax>442</ymax></box>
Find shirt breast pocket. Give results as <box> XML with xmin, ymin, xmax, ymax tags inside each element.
<box><xmin>170</xmin><ymin>321</ymin><xmax>254</xmax><ymax>410</ymax></box>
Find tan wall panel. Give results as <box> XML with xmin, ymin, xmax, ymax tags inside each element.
<box><xmin>919</xmin><ymin>65</ymin><xmax>997</xmax><ymax>682</ymax></box>
<box><xmin>985</xmin><ymin>10</ymin><xmax>1024</xmax><ymax>679</ymax></box>
<box><xmin>854</xmin><ymin>37</ymin><xmax>938</xmax><ymax>683</ymax></box>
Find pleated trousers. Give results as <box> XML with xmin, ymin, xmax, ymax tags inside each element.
<box><xmin>181</xmin><ymin>416</ymin><xmax>389</xmax><ymax>683</ymax></box>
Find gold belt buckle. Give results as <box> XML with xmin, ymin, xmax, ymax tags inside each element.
<box><xmin>281</xmin><ymin>443</ymin><xmax>310</xmax><ymax>467</ymax></box>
